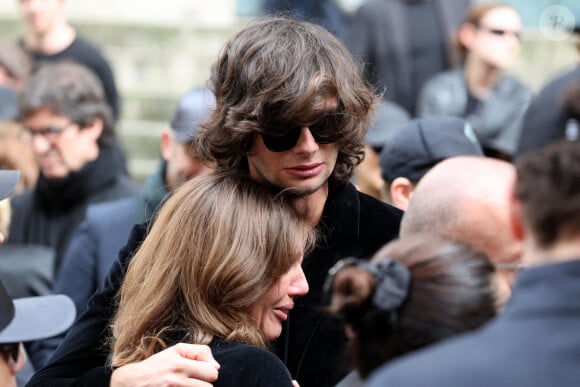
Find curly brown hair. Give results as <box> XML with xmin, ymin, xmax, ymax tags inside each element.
<box><xmin>196</xmin><ymin>16</ymin><xmax>379</xmax><ymax>190</ymax></box>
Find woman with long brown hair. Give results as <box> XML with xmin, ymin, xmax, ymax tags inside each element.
<box><xmin>110</xmin><ymin>173</ymin><xmax>316</xmax><ymax>386</ymax></box>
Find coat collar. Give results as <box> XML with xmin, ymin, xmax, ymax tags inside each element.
<box><xmin>318</xmin><ymin>183</ymin><xmax>361</xmax><ymax>249</ymax></box>
<box><xmin>502</xmin><ymin>260</ymin><xmax>580</xmax><ymax>320</ymax></box>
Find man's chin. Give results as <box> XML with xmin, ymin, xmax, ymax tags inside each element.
<box><xmin>278</xmin><ymin>180</ymin><xmax>327</xmax><ymax>198</ymax></box>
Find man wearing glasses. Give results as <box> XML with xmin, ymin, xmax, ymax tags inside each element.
<box><xmin>7</xmin><ymin>61</ymin><xmax>140</xmax><ymax>371</ymax></box>
<box><xmin>8</xmin><ymin>61</ymin><xmax>140</xmax><ymax>279</ymax></box>
<box><xmin>29</xmin><ymin>17</ymin><xmax>403</xmax><ymax>387</ymax></box>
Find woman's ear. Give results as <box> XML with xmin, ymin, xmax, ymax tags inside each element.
<box><xmin>458</xmin><ymin>23</ymin><xmax>477</xmax><ymax>52</ymax></box>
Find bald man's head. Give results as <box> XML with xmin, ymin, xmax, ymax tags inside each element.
<box><xmin>401</xmin><ymin>156</ymin><xmax>521</xmax><ymax>288</ymax></box>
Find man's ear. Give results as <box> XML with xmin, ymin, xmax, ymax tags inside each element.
<box><xmin>509</xmin><ymin>182</ymin><xmax>524</xmax><ymax>242</ymax></box>
<box><xmin>84</xmin><ymin>117</ymin><xmax>103</xmax><ymax>142</ymax></box>
<box><xmin>160</xmin><ymin>127</ymin><xmax>173</xmax><ymax>162</ymax></box>
<box><xmin>390</xmin><ymin>177</ymin><xmax>415</xmax><ymax>211</ymax></box>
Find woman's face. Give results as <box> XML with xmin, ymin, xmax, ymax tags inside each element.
<box><xmin>465</xmin><ymin>7</ymin><xmax>522</xmax><ymax>69</ymax></box>
<box><xmin>248</xmin><ymin>256</ymin><xmax>309</xmax><ymax>341</ymax></box>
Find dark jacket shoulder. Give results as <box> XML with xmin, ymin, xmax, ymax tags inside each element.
<box><xmin>212</xmin><ymin>340</ymin><xmax>294</xmax><ymax>387</ymax></box>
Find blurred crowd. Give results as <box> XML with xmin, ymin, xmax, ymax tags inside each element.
<box><xmin>0</xmin><ymin>1</ymin><xmax>580</xmax><ymax>387</ymax></box>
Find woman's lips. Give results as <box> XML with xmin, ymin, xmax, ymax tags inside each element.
<box><xmin>285</xmin><ymin>163</ymin><xmax>324</xmax><ymax>178</ymax></box>
<box><xmin>273</xmin><ymin>304</ymin><xmax>294</xmax><ymax>321</ymax></box>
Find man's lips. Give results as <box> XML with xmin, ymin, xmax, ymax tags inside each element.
<box><xmin>285</xmin><ymin>163</ymin><xmax>324</xmax><ymax>178</ymax></box>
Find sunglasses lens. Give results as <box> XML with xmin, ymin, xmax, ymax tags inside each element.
<box><xmin>260</xmin><ymin>113</ymin><xmax>344</xmax><ymax>152</ymax></box>
<box><xmin>310</xmin><ymin>115</ymin><xmax>343</xmax><ymax>144</ymax></box>
<box><xmin>261</xmin><ymin>127</ymin><xmax>301</xmax><ymax>152</ymax></box>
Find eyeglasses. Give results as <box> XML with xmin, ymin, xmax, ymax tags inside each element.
<box><xmin>476</xmin><ymin>24</ymin><xmax>521</xmax><ymax>41</ymax></box>
<box><xmin>260</xmin><ymin>113</ymin><xmax>345</xmax><ymax>152</ymax></box>
<box><xmin>0</xmin><ymin>343</ymin><xmax>19</xmax><ymax>364</ymax></box>
<box><xmin>21</xmin><ymin>121</ymin><xmax>77</xmax><ymax>142</ymax></box>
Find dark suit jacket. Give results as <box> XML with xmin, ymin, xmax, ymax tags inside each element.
<box><xmin>54</xmin><ymin>196</ymin><xmax>140</xmax><ymax>316</ymax></box>
<box><xmin>26</xmin><ymin>196</ymin><xmax>140</xmax><ymax>370</ymax></box>
<box><xmin>347</xmin><ymin>0</ymin><xmax>469</xmax><ymax>115</ymax></box>
<box><xmin>367</xmin><ymin>260</ymin><xmax>580</xmax><ymax>387</ymax></box>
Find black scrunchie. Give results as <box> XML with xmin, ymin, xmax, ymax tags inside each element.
<box><xmin>372</xmin><ymin>259</ymin><xmax>411</xmax><ymax>311</ymax></box>
<box><xmin>324</xmin><ymin>257</ymin><xmax>411</xmax><ymax>313</ymax></box>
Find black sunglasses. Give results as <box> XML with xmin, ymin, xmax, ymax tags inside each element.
<box><xmin>0</xmin><ymin>343</ymin><xmax>19</xmax><ymax>363</ymax></box>
<box><xmin>260</xmin><ymin>113</ymin><xmax>345</xmax><ymax>152</ymax></box>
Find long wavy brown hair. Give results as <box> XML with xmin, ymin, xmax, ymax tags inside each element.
<box><xmin>111</xmin><ymin>173</ymin><xmax>316</xmax><ymax>367</ymax></box>
<box><xmin>196</xmin><ymin>16</ymin><xmax>379</xmax><ymax>191</ymax></box>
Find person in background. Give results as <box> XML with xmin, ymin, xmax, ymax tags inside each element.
<box><xmin>368</xmin><ymin>139</ymin><xmax>580</xmax><ymax>387</ymax></box>
<box><xmin>28</xmin><ymin>16</ymin><xmax>402</xmax><ymax>387</ymax></box>
<box><xmin>137</xmin><ymin>87</ymin><xmax>215</xmax><ymax>222</ymax></box>
<box><xmin>354</xmin><ymin>100</ymin><xmax>410</xmax><ymax>200</ymax></box>
<box><xmin>378</xmin><ymin>116</ymin><xmax>483</xmax><ymax>209</ymax></box>
<box><xmin>417</xmin><ymin>3</ymin><xmax>532</xmax><ymax>160</ymax></box>
<box><xmin>29</xmin><ymin>88</ymin><xmax>216</xmax><ymax>368</ymax></box>
<box><xmin>111</xmin><ymin>173</ymin><xmax>315</xmax><ymax>386</ymax></box>
<box><xmin>17</xmin><ymin>0</ymin><xmax>120</xmax><ymax>120</ymax></box>
<box><xmin>347</xmin><ymin>0</ymin><xmax>470</xmax><ymax>116</ymax></box>
<box><xmin>326</xmin><ymin>234</ymin><xmax>497</xmax><ymax>386</ymax></box>
<box><xmin>400</xmin><ymin>156</ymin><xmax>521</xmax><ymax>303</ymax></box>
<box><xmin>8</xmin><ymin>62</ymin><xmax>140</xmax><ymax>282</ymax></box>
<box><xmin>516</xmin><ymin>25</ymin><xmax>580</xmax><ymax>155</ymax></box>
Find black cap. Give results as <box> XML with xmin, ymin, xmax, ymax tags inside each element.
<box><xmin>365</xmin><ymin>100</ymin><xmax>411</xmax><ymax>149</ymax></box>
<box><xmin>380</xmin><ymin>117</ymin><xmax>484</xmax><ymax>182</ymax></box>
<box><xmin>170</xmin><ymin>88</ymin><xmax>216</xmax><ymax>143</ymax></box>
